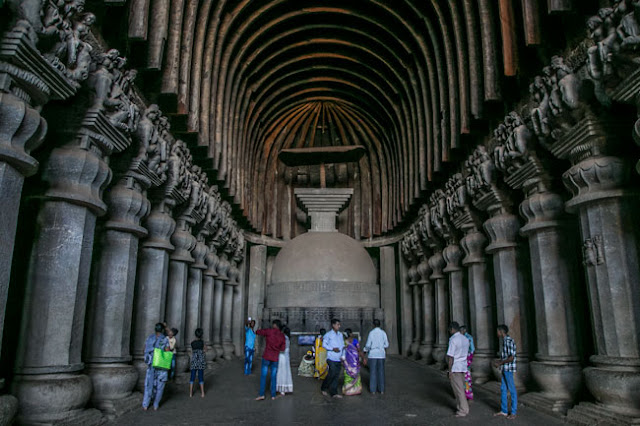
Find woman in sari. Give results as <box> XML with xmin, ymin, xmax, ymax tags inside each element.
<box><xmin>460</xmin><ymin>325</ymin><xmax>474</xmax><ymax>400</ymax></box>
<box><xmin>314</xmin><ymin>328</ymin><xmax>328</xmax><ymax>379</ymax></box>
<box><xmin>341</xmin><ymin>329</ymin><xmax>363</xmax><ymax>396</ymax></box>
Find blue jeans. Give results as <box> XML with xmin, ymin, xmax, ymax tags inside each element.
<box><xmin>500</xmin><ymin>371</ymin><xmax>517</xmax><ymax>415</ymax></box>
<box><xmin>368</xmin><ymin>358</ymin><xmax>385</xmax><ymax>393</ymax></box>
<box><xmin>259</xmin><ymin>359</ymin><xmax>278</xmax><ymax>397</ymax></box>
<box><xmin>244</xmin><ymin>347</ymin><xmax>255</xmax><ymax>375</ymax></box>
<box><xmin>190</xmin><ymin>369</ymin><xmax>204</xmax><ymax>385</ymax></box>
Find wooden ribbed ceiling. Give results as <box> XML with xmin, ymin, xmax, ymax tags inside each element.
<box><xmin>117</xmin><ymin>0</ymin><xmax>582</xmax><ymax>239</ymax></box>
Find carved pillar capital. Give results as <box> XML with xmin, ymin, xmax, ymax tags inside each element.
<box><xmin>191</xmin><ymin>236</ymin><xmax>208</xmax><ymax>270</ymax></box>
<box><xmin>563</xmin><ymin>156</ymin><xmax>631</xmax><ymax>212</ymax></box>
<box><xmin>416</xmin><ymin>256</ymin><xmax>431</xmax><ymax>285</ymax></box>
<box><xmin>519</xmin><ymin>189</ymin><xmax>565</xmax><ymax>235</ymax></box>
<box><xmin>460</xmin><ymin>230</ymin><xmax>488</xmax><ymax>265</ymax></box>
<box><xmin>483</xmin><ymin>212</ymin><xmax>520</xmax><ymax>253</ymax></box>
<box><xmin>204</xmin><ymin>244</ymin><xmax>220</xmax><ymax>277</ymax></box>
<box><xmin>216</xmin><ymin>253</ymin><xmax>231</xmax><ymax>281</ymax></box>
<box><xmin>103</xmin><ymin>177</ymin><xmax>150</xmax><ymax>237</ymax></box>
<box><xmin>442</xmin><ymin>244</ymin><xmax>463</xmax><ymax>272</ymax></box>
<box><xmin>170</xmin><ymin>219</ymin><xmax>196</xmax><ymax>263</ymax></box>
<box><xmin>428</xmin><ymin>251</ymin><xmax>445</xmax><ymax>280</ymax></box>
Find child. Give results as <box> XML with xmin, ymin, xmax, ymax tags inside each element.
<box><xmin>167</xmin><ymin>328</ymin><xmax>178</xmax><ymax>380</ymax></box>
<box><xmin>189</xmin><ymin>328</ymin><xmax>207</xmax><ymax>398</ymax></box>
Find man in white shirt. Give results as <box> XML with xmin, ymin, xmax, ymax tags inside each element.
<box><xmin>446</xmin><ymin>321</ymin><xmax>470</xmax><ymax>417</ymax></box>
<box><xmin>321</xmin><ymin>318</ymin><xmax>345</xmax><ymax>398</ymax></box>
<box><xmin>363</xmin><ymin>319</ymin><xmax>389</xmax><ymax>394</ymax></box>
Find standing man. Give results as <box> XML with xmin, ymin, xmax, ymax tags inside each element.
<box><xmin>321</xmin><ymin>318</ymin><xmax>345</xmax><ymax>398</ymax></box>
<box><xmin>255</xmin><ymin>319</ymin><xmax>285</xmax><ymax>400</ymax></box>
<box><xmin>493</xmin><ymin>324</ymin><xmax>517</xmax><ymax>419</ymax></box>
<box><xmin>363</xmin><ymin>318</ymin><xmax>389</xmax><ymax>395</ymax></box>
<box><xmin>446</xmin><ymin>321</ymin><xmax>470</xmax><ymax>418</ymax></box>
<box><xmin>244</xmin><ymin>318</ymin><xmax>256</xmax><ymax>375</ymax></box>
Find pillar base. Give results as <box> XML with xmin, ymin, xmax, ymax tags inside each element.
<box><xmin>205</xmin><ymin>344</ymin><xmax>216</xmax><ymax>363</ymax></box>
<box><xmin>567</xmin><ymin>402</ymin><xmax>640</xmax><ymax>426</ymax></box>
<box><xmin>583</xmin><ymin>364</ymin><xmax>640</xmax><ymax>416</ymax></box>
<box><xmin>0</xmin><ymin>394</ymin><xmax>18</xmax><ymax>426</ymax></box>
<box><xmin>418</xmin><ymin>343</ymin><xmax>433</xmax><ymax>364</ymax></box>
<box><xmin>12</xmin><ymin>373</ymin><xmax>103</xmax><ymax>425</ymax></box>
<box><xmin>132</xmin><ymin>359</ymin><xmax>147</xmax><ymax>392</ymax></box>
<box><xmin>410</xmin><ymin>341</ymin><xmax>421</xmax><ymax>360</ymax></box>
<box><xmin>86</xmin><ymin>364</ymin><xmax>139</xmax><ymax>417</ymax></box>
<box><xmin>471</xmin><ymin>352</ymin><xmax>494</xmax><ymax>385</ymax></box>
<box><xmin>529</xmin><ymin>360</ymin><xmax>582</xmax><ymax>403</ymax></box>
<box><xmin>175</xmin><ymin>351</ymin><xmax>190</xmax><ymax>373</ymax></box>
<box><xmin>520</xmin><ymin>391</ymin><xmax>574</xmax><ymax>417</ymax></box>
<box><xmin>214</xmin><ymin>344</ymin><xmax>224</xmax><ymax>360</ymax></box>
<box><xmin>222</xmin><ymin>342</ymin><xmax>235</xmax><ymax>360</ymax></box>
<box><xmin>491</xmin><ymin>356</ymin><xmax>530</xmax><ymax>391</ymax></box>
<box><xmin>432</xmin><ymin>345</ymin><xmax>446</xmax><ymax>369</ymax></box>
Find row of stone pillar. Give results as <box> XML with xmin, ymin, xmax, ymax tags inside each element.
<box><xmin>401</xmin><ymin>53</ymin><xmax>640</xmax><ymax>421</ymax></box>
<box><xmin>0</xmin><ymin>5</ymin><xmax>248</xmax><ymax>423</ymax></box>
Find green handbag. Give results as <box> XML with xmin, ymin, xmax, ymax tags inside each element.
<box><xmin>152</xmin><ymin>348</ymin><xmax>173</xmax><ymax>370</ymax></box>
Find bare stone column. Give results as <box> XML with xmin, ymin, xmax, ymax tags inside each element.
<box><xmin>429</xmin><ymin>250</ymin><xmax>448</xmax><ymax>368</ymax></box>
<box><xmin>12</xmin><ymin>135</ymin><xmax>112</xmax><ymax>425</ymax></box>
<box><xmin>84</xmin><ymin>177</ymin><xmax>150</xmax><ymax>417</ymax></box>
<box><xmin>185</xmin><ymin>233</ymin><xmax>207</xmax><ymax>347</ymax></box>
<box><xmin>379</xmin><ymin>246</ymin><xmax>399</xmax><ymax>354</ymax></box>
<box><xmin>229</xmin><ymin>241</ymin><xmax>247</xmax><ymax>357</ymax></box>
<box><xmin>212</xmin><ymin>277</ymin><xmax>225</xmax><ymax>358</ymax></box>
<box><xmin>399</xmin><ymin>244</ymin><xmax>413</xmax><ymax>356</ymax></box>
<box><xmin>166</xmin><ymin>218</ymin><xmax>196</xmax><ymax>373</ymax></box>
<box><xmin>416</xmin><ymin>252</ymin><xmax>432</xmax><ymax>362</ymax></box>
<box><xmin>410</xmin><ymin>280</ymin><xmax>422</xmax><ymax>360</ymax></box>
<box><xmin>247</xmin><ymin>244</ymin><xmax>267</xmax><ymax>324</ymax></box>
<box><xmin>132</xmin><ymin>200</ymin><xmax>176</xmax><ymax>388</ymax></box>
<box><xmin>201</xmin><ymin>242</ymin><xmax>219</xmax><ymax>363</ymax></box>
<box><xmin>419</xmin><ymin>277</ymin><xmax>435</xmax><ymax>364</ymax></box>
<box><xmin>460</xmin><ymin>229</ymin><xmax>494</xmax><ymax>384</ymax></box>
<box><xmin>218</xmin><ymin>252</ymin><xmax>235</xmax><ymax>359</ymax></box>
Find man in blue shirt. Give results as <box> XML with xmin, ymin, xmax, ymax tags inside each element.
<box><xmin>321</xmin><ymin>318</ymin><xmax>345</xmax><ymax>398</ymax></box>
<box><xmin>244</xmin><ymin>319</ymin><xmax>256</xmax><ymax>375</ymax></box>
<box><xmin>364</xmin><ymin>319</ymin><xmax>389</xmax><ymax>394</ymax></box>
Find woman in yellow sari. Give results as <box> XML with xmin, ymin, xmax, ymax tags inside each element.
<box><xmin>313</xmin><ymin>328</ymin><xmax>328</xmax><ymax>379</ymax></box>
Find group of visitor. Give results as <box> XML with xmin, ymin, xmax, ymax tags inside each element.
<box><xmin>248</xmin><ymin>318</ymin><xmax>389</xmax><ymax>400</ymax></box>
<box><xmin>446</xmin><ymin>321</ymin><xmax>518</xmax><ymax>419</ymax></box>
<box><xmin>141</xmin><ymin>322</ymin><xmax>209</xmax><ymax>411</ymax></box>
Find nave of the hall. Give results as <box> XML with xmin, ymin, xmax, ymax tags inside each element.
<box><xmin>0</xmin><ymin>0</ymin><xmax>639</xmax><ymax>425</ymax></box>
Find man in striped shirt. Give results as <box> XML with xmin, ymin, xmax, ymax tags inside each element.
<box><xmin>493</xmin><ymin>324</ymin><xmax>517</xmax><ymax>419</ymax></box>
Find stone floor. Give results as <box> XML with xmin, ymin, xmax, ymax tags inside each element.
<box><xmin>114</xmin><ymin>356</ymin><xmax>565</xmax><ymax>425</ymax></box>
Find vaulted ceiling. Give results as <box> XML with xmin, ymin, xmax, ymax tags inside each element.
<box><xmin>113</xmin><ymin>0</ymin><xmax>587</xmax><ymax>239</ymax></box>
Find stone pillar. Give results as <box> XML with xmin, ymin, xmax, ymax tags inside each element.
<box><xmin>166</xmin><ymin>218</ymin><xmax>196</xmax><ymax>373</ymax></box>
<box><xmin>0</xmin><ymin>23</ymin><xmax>67</xmax><ymax>419</ymax></box>
<box><xmin>184</xmin><ymin>233</ymin><xmax>207</xmax><ymax>349</ymax></box>
<box><xmin>419</xmin><ymin>278</ymin><xmax>435</xmax><ymax>364</ymax></box>
<box><xmin>201</xmin><ymin>243</ymin><xmax>219</xmax><ymax>363</ymax></box>
<box><xmin>409</xmin><ymin>264</ymin><xmax>422</xmax><ymax>360</ymax></box>
<box><xmin>212</xmin><ymin>277</ymin><xmax>225</xmax><ymax>359</ymax></box>
<box><xmin>399</xmin><ymin>251</ymin><xmax>413</xmax><ymax>355</ymax></box>
<box><xmin>563</xmin><ymin>155</ymin><xmax>640</xmax><ymax>420</ymax></box>
<box><xmin>429</xmin><ymin>251</ymin><xmax>448</xmax><ymax>368</ymax></box>
<box><xmin>442</xmin><ymin>242</ymin><xmax>468</xmax><ymax>326</ymax></box>
<box><xmin>416</xmin><ymin>255</ymin><xmax>432</xmax><ymax>362</ymax></box>
<box><xmin>518</xmin><ymin>186</ymin><xmax>582</xmax><ymax>413</ymax></box>
<box><xmin>379</xmin><ymin>246</ymin><xmax>399</xmax><ymax>354</ymax></box>
<box><xmin>132</xmin><ymin>201</ymin><xmax>175</xmax><ymax>388</ymax></box>
<box><xmin>230</xmin><ymin>252</ymin><xmax>247</xmax><ymax>357</ymax></box>
<box><xmin>460</xmin><ymin>229</ymin><xmax>494</xmax><ymax>385</ymax></box>
<box><xmin>219</xmin><ymin>253</ymin><xmax>234</xmax><ymax>359</ymax></box>
<box><xmin>247</xmin><ymin>244</ymin><xmax>267</xmax><ymax>324</ymax></box>
<box><xmin>484</xmin><ymin>211</ymin><xmax>531</xmax><ymax>389</ymax></box>
<box><xmin>12</xmin><ymin>136</ymin><xmax>111</xmax><ymax>424</ymax></box>
<box><xmin>85</xmin><ymin>177</ymin><xmax>150</xmax><ymax>417</ymax></box>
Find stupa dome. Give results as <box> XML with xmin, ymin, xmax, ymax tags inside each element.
<box><xmin>269</xmin><ymin>231</ymin><xmax>378</xmax><ymax>308</ymax></box>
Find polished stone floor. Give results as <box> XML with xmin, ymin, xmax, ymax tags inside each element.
<box><xmin>115</xmin><ymin>356</ymin><xmax>564</xmax><ymax>425</ymax></box>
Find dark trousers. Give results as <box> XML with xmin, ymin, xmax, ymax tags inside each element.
<box><xmin>321</xmin><ymin>360</ymin><xmax>342</xmax><ymax>396</ymax></box>
<box><xmin>368</xmin><ymin>358</ymin><xmax>385</xmax><ymax>393</ymax></box>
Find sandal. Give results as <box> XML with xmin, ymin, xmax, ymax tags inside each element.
<box><xmin>255</xmin><ymin>396</ymin><xmax>265</xmax><ymax>401</ymax></box>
